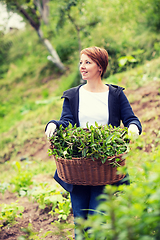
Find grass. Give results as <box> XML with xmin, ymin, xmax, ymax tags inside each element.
<box><xmin>111</xmin><ymin>57</ymin><xmax>160</xmax><ymax>90</ymax></box>
<box><xmin>1</xmin><ymin>52</ymin><xmax>160</xmax><ymax>163</ymax></box>
<box><xmin>1</xmin><ymin>52</ymin><xmax>160</xmax><ymax>184</ymax></box>
<box><xmin>0</xmin><ymin>0</ymin><xmax>160</xmax><ymax>189</ymax></box>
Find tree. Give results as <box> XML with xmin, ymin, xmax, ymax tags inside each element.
<box><xmin>0</xmin><ymin>0</ymin><xmax>65</xmax><ymax>70</ymax></box>
<box><xmin>145</xmin><ymin>0</ymin><xmax>160</xmax><ymax>32</ymax></box>
<box><xmin>55</xmin><ymin>0</ymin><xmax>101</xmax><ymax>54</ymax></box>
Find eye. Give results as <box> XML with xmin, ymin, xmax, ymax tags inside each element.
<box><xmin>86</xmin><ymin>61</ymin><xmax>91</xmax><ymax>64</ymax></box>
<box><xmin>79</xmin><ymin>61</ymin><xmax>82</xmax><ymax>65</ymax></box>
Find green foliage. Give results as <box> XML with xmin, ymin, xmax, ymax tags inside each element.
<box><xmin>50</xmin><ymin>124</ymin><xmax>129</xmax><ymax>164</ymax></box>
<box><xmin>118</xmin><ymin>55</ymin><xmax>137</xmax><ymax>68</ymax></box>
<box><xmin>0</xmin><ymin>31</ymin><xmax>12</xmax><ymax>77</ymax></box>
<box><xmin>49</xmin><ymin>195</ymin><xmax>71</xmax><ymax>222</ymax></box>
<box><xmin>145</xmin><ymin>0</ymin><xmax>160</xmax><ymax>32</ymax></box>
<box><xmin>56</xmin><ymin>38</ymin><xmax>79</xmax><ymax>62</ymax></box>
<box><xmin>54</xmin><ymin>198</ymin><xmax>71</xmax><ymax>222</ymax></box>
<box><xmin>18</xmin><ymin>223</ymin><xmax>39</xmax><ymax>240</ymax></box>
<box><xmin>55</xmin><ymin>0</ymin><xmax>101</xmax><ymax>52</ymax></box>
<box><xmin>18</xmin><ymin>222</ymin><xmax>54</xmax><ymax>240</ymax></box>
<box><xmin>10</xmin><ymin>161</ymin><xmax>33</xmax><ymax>196</ymax></box>
<box><xmin>29</xmin><ymin>183</ymin><xmax>63</xmax><ymax>210</ymax></box>
<box><xmin>30</xmin><ymin>183</ymin><xmax>71</xmax><ymax>221</ymax></box>
<box><xmin>76</xmin><ymin>140</ymin><xmax>160</xmax><ymax>239</ymax></box>
<box><xmin>4</xmin><ymin>0</ymin><xmax>40</xmax><ymax>28</ymax></box>
<box><xmin>56</xmin><ymin>0</ymin><xmax>79</xmax><ymax>30</ymax></box>
<box><xmin>1</xmin><ymin>0</ymin><xmax>160</xmax><ymax>237</ymax></box>
<box><xmin>0</xmin><ymin>182</ymin><xmax>9</xmax><ymax>195</ymax></box>
<box><xmin>51</xmin><ymin>220</ymin><xmax>74</xmax><ymax>239</ymax></box>
<box><xmin>0</xmin><ymin>26</ymin><xmax>54</xmax><ymax>134</ymax></box>
<box><xmin>0</xmin><ymin>201</ymin><xmax>24</xmax><ymax>228</ymax></box>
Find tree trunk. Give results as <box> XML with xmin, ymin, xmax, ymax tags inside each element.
<box><xmin>37</xmin><ymin>29</ymin><xmax>65</xmax><ymax>71</ymax></box>
<box><xmin>14</xmin><ymin>1</ymin><xmax>65</xmax><ymax>71</ymax></box>
<box><xmin>35</xmin><ymin>0</ymin><xmax>49</xmax><ymax>25</ymax></box>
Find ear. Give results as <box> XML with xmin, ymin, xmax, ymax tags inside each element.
<box><xmin>99</xmin><ymin>67</ymin><xmax>102</xmax><ymax>72</ymax></box>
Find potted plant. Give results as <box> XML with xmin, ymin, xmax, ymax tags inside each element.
<box><xmin>49</xmin><ymin>123</ymin><xmax>129</xmax><ymax>186</ymax></box>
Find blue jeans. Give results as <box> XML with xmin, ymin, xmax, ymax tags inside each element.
<box><xmin>70</xmin><ymin>175</ymin><xmax>130</xmax><ymax>238</ymax></box>
<box><xmin>70</xmin><ymin>185</ymin><xmax>105</xmax><ymax>239</ymax></box>
<box><xmin>70</xmin><ymin>185</ymin><xmax>105</xmax><ymax>219</ymax></box>
<box><xmin>70</xmin><ymin>174</ymin><xmax>130</xmax><ymax>219</ymax></box>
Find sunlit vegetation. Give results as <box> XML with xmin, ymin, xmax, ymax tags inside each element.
<box><xmin>0</xmin><ymin>0</ymin><xmax>160</xmax><ymax>238</ymax></box>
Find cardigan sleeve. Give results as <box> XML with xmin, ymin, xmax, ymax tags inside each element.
<box><xmin>45</xmin><ymin>98</ymin><xmax>76</xmax><ymax>130</ymax></box>
<box><xmin>120</xmin><ymin>91</ymin><xmax>142</xmax><ymax>134</ymax></box>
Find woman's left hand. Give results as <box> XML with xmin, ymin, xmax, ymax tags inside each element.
<box><xmin>128</xmin><ymin>124</ymin><xmax>139</xmax><ymax>138</ymax></box>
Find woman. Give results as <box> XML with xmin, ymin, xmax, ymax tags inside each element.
<box><xmin>45</xmin><ymin>46</ymin><xmax>142</xmax><ymax>235</ymax></box>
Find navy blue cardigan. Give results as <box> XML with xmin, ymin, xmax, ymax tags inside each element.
<box><xmin>46</xmin><ymin>84</ymin><xmax>142</xmax><ymax>192</ymax></box>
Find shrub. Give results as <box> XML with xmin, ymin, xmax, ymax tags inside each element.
<box><xmin>76</xmin><ymin>139</ymin><xmax>160</xmax><ymax>239</ymax></box>
<box><xmin>145</xmin><ymin>0</ymin><xmax>160</xmax><ymax>32</ymax></box>
<box><xmin>56</xmin><ymin>38</ymin><xmax>78</xmax><ymax>62</ymax></box>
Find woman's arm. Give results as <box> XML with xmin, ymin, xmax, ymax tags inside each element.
<box><xmin>120</xmin><ymin>91</ymin><xmax>142</xmax><ymax>134</ymax></box>
<box><xmin>45</xmin><ymin>98</ymin><xmax>76</xmax><ymax>132</ymax></box>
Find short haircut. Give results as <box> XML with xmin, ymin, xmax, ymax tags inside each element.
<box><xmin>80</xmin><ymin>46</ymin><xmax>109</xmax><ymax>78</ymax></box>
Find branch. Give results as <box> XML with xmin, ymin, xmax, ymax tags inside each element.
<box><xmin>67</xmin><ymin>12</ymin><xmax>81</xmax><ymax>52</ymax></box>
<box><xmin>35</xmin><ymin>0</ymin><xmax>49</xmax><ymax>24</ymax></box>
<box><xmin>14</xmin><ymin>1</ymin><xmax>40</xmax><ymax>31</ymax></box>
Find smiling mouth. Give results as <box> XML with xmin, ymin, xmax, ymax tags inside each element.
<box><xmin>81</xmin><ymin>71</ymin><xmax>88</xmax><ymax>74</ymax></box>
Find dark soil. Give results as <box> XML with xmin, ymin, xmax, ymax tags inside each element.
<box><xmin>0</xmin><ymin>191</ymin><xmax>74</xmax><ymax>240</ymax></box>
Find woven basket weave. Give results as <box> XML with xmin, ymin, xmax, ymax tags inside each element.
<box><xmin>54</xmin><ymin>153</ymin><xmax>126</xmax><ymax>185</ymax></box>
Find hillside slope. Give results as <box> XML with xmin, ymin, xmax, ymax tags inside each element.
<box><xmin>19</xmin><ymin>79</ymin><xmax>160</xmax><ymax>160</ymax></box>
<box><xmin>126</xmin><ymin>80</ymin><xmax>160</xmax><ymax>151</ymax></box>
<box><xmin>1</xmin><ymin>78</ymin><xmax>160</xmax><ymax>239</ymax></box>
<box><xmin>1</xmin><ymin>64</ymin><xmax>160</xmax><ymax>164</ymax></box>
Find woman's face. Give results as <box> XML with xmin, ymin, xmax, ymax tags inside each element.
<box><xmin>79</xmin><ymin>54</ymin><xmax>101</xmax><ymax>81</ymax></box>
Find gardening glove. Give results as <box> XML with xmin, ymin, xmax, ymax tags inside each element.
<box><xmin>128</xmin><ymin>124</ymin><xmax>139</xmax><ymax>138</ymax></box>
<box><xmin>45</xmin><ymin>123</ymin><xmax>56</xmax><ymax>138</ymax></box>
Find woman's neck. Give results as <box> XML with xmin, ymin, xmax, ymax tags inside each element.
<box><xmin>83</xmin><ymin>81</ymin><xmax>109</xmax><ymax>93</ymax></box>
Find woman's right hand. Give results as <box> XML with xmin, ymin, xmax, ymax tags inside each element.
<box><xmin>45</xmin><ymin>123</ymin><xmax>57</xmax><ymax>138</ymax></box>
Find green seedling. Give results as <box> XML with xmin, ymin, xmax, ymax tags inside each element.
<box><xmin>0</xmin><ymin>201</ymin><xmax>24</xmax><ymax>228</ymax></box>
<box><xmin>51</xmin><ymin>198</ymin><xmax>71</xmax><ymax>222</ymax></box>
<box><xmin>30</xmin><ymin>183</ymin><xmax>65</xmax><ymax>211</ymax></box>
<box><xmin>10</xmin><ymin>161</ymin><xmax>33</xmax><ymax>196</ymax></box>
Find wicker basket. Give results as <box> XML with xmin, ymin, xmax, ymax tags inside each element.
<box><xmin>54</xmin><ymin>154</ymin><xmax>126</xmax><ymax>186</ymax></box>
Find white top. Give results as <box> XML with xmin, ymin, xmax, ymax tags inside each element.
<box><xmin>79</xmin><ymin>86</ymin><xmax>109</xmax><ymax>128</ymax></box>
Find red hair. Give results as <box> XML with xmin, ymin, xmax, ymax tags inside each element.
<box><xmin>80</xmin><ymin>46</ymin><xmax>109</xmax><ymax>77</ymax></box>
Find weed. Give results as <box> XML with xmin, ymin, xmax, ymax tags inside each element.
<box><xmin>0</xmin><ymin>201</ymin><xmax>24</xmax><ymax>228</ymax></box>
<box><xmin>0</xmin><ymin>182</ymin><xmax>9</xmax><ymax>195</ymax></box>
<box><xmin>54</xmin><ymin>198</ymin><xmax>71</xmax><ymax>222</ymax></box>
<box><xmin>30</xmin><ymin>183</ymin><xmax>64</xmax><ymax>210</ymax></box>
<box><xmin>18</xmin><ymin>223</ymin><xmax>40</xmax><ymax>240</ymax></box>
<box><xmin>51</xmin><ymin>221</ymin><xmax>74</xmax><ymax>239</ymax></box>
<box><xmin>10</xmin><ymin>161</ymin><xmax>33</xmax><ymax>196</ymax></box>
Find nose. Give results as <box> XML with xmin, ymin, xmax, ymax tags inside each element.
<box><xmin>80</xmin><ymin>63</ymin><xmax>85</xmax><ymax>70</ymax></box>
